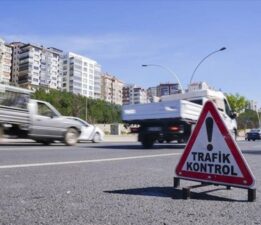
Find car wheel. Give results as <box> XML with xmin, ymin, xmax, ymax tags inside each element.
<box><xmin>92</xmin><ymin>132</ymin><xmax>101</xmax><ymax>143</ymax></box>
<box><xmin>64</xmin><ymin>128</ymin><xmax>79</xmax><ymax>146</ymax></box>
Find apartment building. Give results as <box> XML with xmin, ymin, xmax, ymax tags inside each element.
<box><xmin>187</xmin><ymin>82</ymin><xmax>210</xmax><ymax>92</ymax></box>
<box><xmin>101</xmin><ymin>73</ymin><xmax>124</xmax><ymax>105</ymax></box>
<box><xmin>123</xmin><ymin>84</ymin><xmax>147</xmax><ymax>105</ymax></box>
<box><xmin>248</xmin><ymin>100</ymin><xmax>258</xmax><ymax>111</ymax></box>
<box><xmin>157</xmin><ymin>83</ymin><xmax>180</xmax><ymax>96</ymax></box>
<box><xmin>147</xmin><ymin>83</ymin><xmax>180</xmax><ymax>102</ymax></box>
<box><xmin>0</xmin><ymin>38</ymin><xmax>12</xmax><ymax>84</ymax></box>
<box><xmin>94</xmin><ymin>64</ymin><xmax>102</xmax><ymax>99</ymax></box>
<box><xmin>62</xmin><ymin>52</ymin><xmax>101</xmax><ymax>98</ymax></box>
<box><xmin>147</xmin><ymin>86</ymin><xmax>158</xmax><ymax>102</ymax></box>
<box><xmin>10</xmin><ymin>42</ymin><xmax>62</xmax><ymax>89</ymax></box>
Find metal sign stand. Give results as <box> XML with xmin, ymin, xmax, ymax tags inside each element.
<box><xmin>173</xmin><ymin>177</ymin><xmax>256</xmax><ymax>202</ymax></box>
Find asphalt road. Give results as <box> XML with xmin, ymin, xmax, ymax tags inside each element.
<box><xmin>0</xmin><ymin>140</ymin><xmax>260</xmax><ymax>225</ymax></box>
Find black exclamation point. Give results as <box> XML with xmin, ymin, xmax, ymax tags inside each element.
<box><xmin>206</xmin><ymin>117</ymin><xmax>213</xmax><ymax>151</ymax></box>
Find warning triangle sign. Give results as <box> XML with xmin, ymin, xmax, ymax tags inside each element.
<box><xmin>175</xmin><ymin>100</ymin><xmax>255</xmax><ymax>188</ymax></box>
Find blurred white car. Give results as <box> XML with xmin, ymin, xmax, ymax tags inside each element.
<box><xmin>66</xmin><ymin>117</ymin><xmax>104</xmax><ymax>143</ymax></box>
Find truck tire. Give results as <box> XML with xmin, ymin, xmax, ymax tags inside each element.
<box><xmin>142</xmin><ymin>137</ymin><xmax>154</xmax><ymax>149</ymax></box>
<box><xmin>64</xmin><ymin>128</ymin><xmax>79</xmax><ymax>146</ymax></box>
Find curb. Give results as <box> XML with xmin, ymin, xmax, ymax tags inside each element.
<box><xmin>0</xmin><ymin>135</ymin><xmax>138</xmax><ymax>144</ymax></box>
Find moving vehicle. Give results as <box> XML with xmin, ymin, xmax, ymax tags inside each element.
<box><xmin>66</xmin><ymin>117</ymin><xmax>104</xmax><ymax>143</ymax></box>
<box><xmin>245</xmin><ymin>129</ymin><xmax>261</xmax><ymax>141</ymax></box>
<box><xmin>122</xmin><ymin>88</ymin><xmax>237</xmax><ymax>148</ymax></box>
<box><xmin>0</xmin><ymin>84</ymin><xmax>82</xmax><ymax>146</ymax></box>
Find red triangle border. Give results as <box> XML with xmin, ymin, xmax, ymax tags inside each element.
<box><xmin>175</xmin><ymin>101</ymin><xmax>255</xmax><ymax>188</ymax></box>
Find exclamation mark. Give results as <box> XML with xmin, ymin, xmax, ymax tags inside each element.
<box><xmin>206</xmin><ymin>117</ymin><xmax>213</xmax><ymax>151</ymax></box>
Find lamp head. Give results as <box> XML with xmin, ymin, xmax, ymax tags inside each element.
<box><xmin>219</xmin><ymin>47</ymin><xmax>226</xmax><ymax>51</ymax></box>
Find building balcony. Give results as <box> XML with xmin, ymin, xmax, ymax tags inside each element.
<box><xmin>18</xmin><ymin>66</ymin><xmax>30</xmax><ymax>72</ymax></box>
<box><xmin>18</xmin><ymin>76</ymin><xmax>29</xmax><ymax>84</ymax></box>
<box><xmin>19</xmin><ymin>53</ymin><xmax>33</xmax><ymax>60</ymax></box>
<box><xmin>19</xmin><ymin>48</ymin><xmax>30</xmax><ymax>54</ymax></box>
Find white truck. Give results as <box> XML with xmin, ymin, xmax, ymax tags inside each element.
<box><xmin>122</xmin><ymin>88</ymin><xmax>237</xmax><ymax>148</ymax></box>
<box><xmin>0</xmin><ymin>84</ymin><xmax>82</xmax><ymax>145</ymax></box>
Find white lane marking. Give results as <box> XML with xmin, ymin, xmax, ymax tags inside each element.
<box><xmin>0</xmin><ymin>153</ymin><xmax>181</xmax><ymax>169</ymax></box>
<box><xmin>0</xmin><ymin>146</ymin><xmax>68</xmax><ymax>151</ymax></box>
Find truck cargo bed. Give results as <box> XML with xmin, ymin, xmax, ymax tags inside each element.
<box><xmin>122</xmin><ymin>100</ymin><xmax>202</xmax><ymax>123</ymax></box>
<box><xmin>0</xmin><ymin>106</ymin><xmax>30</xmax><ymax>127</ymax></box>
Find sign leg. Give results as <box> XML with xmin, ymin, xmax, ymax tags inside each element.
<box><xmin>248</xmin><ymin>189</ymin><xmax>256</xmax><ymax>202</ymax></box>
<box><xmin>174</xmin><ymin>177</ymin><xmax>180</xmax><ymax>188</ymax></box>
<box><xmin>182</xmin><ymin>188</ymin><xmax>190</xmax><ymax>199</ymax></box>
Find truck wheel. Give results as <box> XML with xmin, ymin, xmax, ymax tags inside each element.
<box><xmin>64</xmin><ymin>128</ymin><xmax>79</xmax><ymax>146</ymax></box>
<box><xmin>142</xmin><ymin>138</ymin><xmax>154</xmax><ymax>149</ymax></box>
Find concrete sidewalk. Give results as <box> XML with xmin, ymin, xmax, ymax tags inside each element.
<box><xmin>1</xmin><ymin>134</ymin><xmax>245</xmax><ymax>144</ymax></box>
<box><xmin>103</xmin><ymin>134</ymin><xmax>137</xmax><ymax>142</ymax></box>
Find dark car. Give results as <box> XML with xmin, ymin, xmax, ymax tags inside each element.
<box><xmin>246</xmin><ymin>129</ymin><xmax>261</xmax><ymax>141</ymax></box>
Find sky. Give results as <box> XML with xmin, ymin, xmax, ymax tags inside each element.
<box><xmin>1</xmin><ymin>0</ymin><xmax>261</xmax><ymax>107</ymax></box>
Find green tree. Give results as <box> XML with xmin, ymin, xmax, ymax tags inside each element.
<box><xmin>32</xmin><ymin>89</ymin><xmax>122</xmax><ymax>123</ymax></box>
<box><xmin>237</xmin><ymin>109</ymin><xmax>260</xmax><ymax>130</ymax></box>
<box><xmin>226</xmin><ymin>93</ymin><xmax>248</xmax><ymax>114</ymax></box>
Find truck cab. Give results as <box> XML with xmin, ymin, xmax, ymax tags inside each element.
<box><xmin>27</xmin><ymin>99</ymin><xmax>82</xmax><ymax>145</ymax></box>
<box><xmin>0</xmin><ymin>84</ymin><xmax>82</xmax><ymax>146</ymax></box>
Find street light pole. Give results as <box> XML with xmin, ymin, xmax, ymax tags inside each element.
<box><xmin>142</xmin><ymin>64</ymin><xmax>184</xmax><ymax>93</ymax></box>
<box><xmin>189</xmin><ymin>47</ymin><xmax>226</xmax><ymax>85</ymax></box>
<box><xmin>256</xmin><ymin>109</ymin><xmax>261</xmax><ymax>128</ymax></box>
